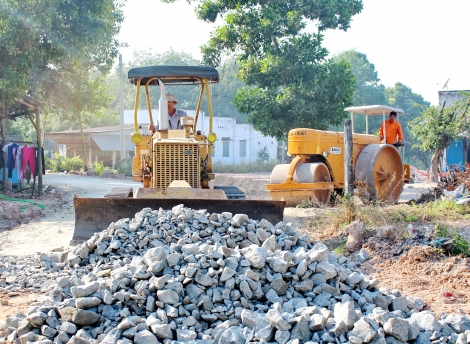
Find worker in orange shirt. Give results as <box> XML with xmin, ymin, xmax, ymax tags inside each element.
<box><xmin>379</xmin><ymin>111</ymin><xmax>403</xmax><ymax>145</ymax></box>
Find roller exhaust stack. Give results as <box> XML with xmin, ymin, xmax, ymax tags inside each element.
<box><xmin>158</xmin><ymin>79</ymin><xmax>169</xmax><ymax>130</ymax></box>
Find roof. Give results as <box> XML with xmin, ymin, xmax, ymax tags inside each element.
<box><xmin>128</xmin><ymin>65</ymin><xmax>219</xmax><ymax>85</ymax></box>
<box><xmin>47</xmin><ymin>124</ymin><xmax>135</xmax><ymax>135</ymax></box>
<box><xmin>344</xmin><ymin>105</ymin><xmax>404</xmax><ymax>116</ymax></box>
<box><xmin>0</xmin><ymin>95</ymin><xmax>41</xmax><ymax>120</ymax></box>
<box><xmin>91</xmin><ymin>135</ymin><xmax>134</xmax><ymax>151</ymax></box>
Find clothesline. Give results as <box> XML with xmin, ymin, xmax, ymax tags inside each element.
<box><xmin>0</xmin><ymin>140</ymin><xmax>37</xmax><ymax>144</ymax></box>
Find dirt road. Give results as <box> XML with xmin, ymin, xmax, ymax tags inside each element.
<box><xmin>0</xmin><ymin>174</ymin><xmax>142</xmax><ymax>256</ymax></box>
<box><xmin>0</xmin><ymin>173</ymin><xmax>315</xmax><ymax>257</ymax></box>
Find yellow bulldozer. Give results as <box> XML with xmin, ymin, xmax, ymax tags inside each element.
<box><xmin>72</xmin><ymin>65</ymin><xmax>285</xmax><ymax>244</ymax></box>
<box><xmin>267</xmin><ymin>105</ymin><xmax>410</xmax><ymax>206</ymax></box>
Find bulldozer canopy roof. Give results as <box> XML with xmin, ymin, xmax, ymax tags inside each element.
<box><xmin>128</xmin><ymin>65</ymin><xmax>219</xmax><ymax>85</ymax></box>
<box><xmin>344</xmin><ymin>105</ymin><xmax>404</xmax><ymax>116</ymax></box>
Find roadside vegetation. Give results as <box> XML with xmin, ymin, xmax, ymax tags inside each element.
<box><xmin>304</xmin><ymin>197</ymin><xmax>470</xmax><ymax>256</ymax></box>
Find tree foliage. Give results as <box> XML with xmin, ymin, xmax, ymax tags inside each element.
<box><xmin>411</xmin><ymin>93</ymin><xmax>470</xmax><ymax>152</ymax></box>
<box><xmin>410</xmin><ymin>92</ymin><xmax>470</xmax><ymax>181</ymax></box>
<box><xmin>332</xmin><ymin>50</ymin><xmax>432</xmax><ymax>168</ymax></box>
<box><xmin>0</xmin><ymin>0</ymin><xmax>123</xmax><ymax>154</ymax></box>
<box><xmin>332</xmin><ymin>50</ymin><xmax>386</xmax><ymax>107</ymax></box>
<box><xmin>190</xmin><ymin>0</ymin><xmax>362</xmax><ymax>141</ymax></box>
<box><xmin>0</xmin><ymin>0</ymin><xmax>124</xmax><ymax>109</ymax></box>
<box><xmin>105</xmin><ymin>50</ymin><xmax>247</xmax><ymax>125</ymax></box>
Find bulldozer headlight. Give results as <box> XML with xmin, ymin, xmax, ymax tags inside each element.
<box><xmin>208</xmin><ymin>132</ymin><xmax>217</xmax><ymax>143</ymax></box>
<box><xmin>131</xmin><ymin>132</ymin><xmax>143</xmax><ymax>144</ymax></box>
<box><xmin>322</xmin><ymin>150</ymin><xmax>329</xmax><ymax>157</ymax></box>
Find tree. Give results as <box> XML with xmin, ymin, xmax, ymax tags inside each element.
<box><xmin>0</xmin><ymin>0</ymin><xmax>124</xmax><ymax>108</ymax></box>
<box><xmin>211</xmin><ymin>57</ymin><xmax>247</xmax><ymax>123</ymax></box>
<box><xmin>410</xmin><ymin>93</ymin><xmax>470</xmax><ymax>182</ymax></box>
<box><xmin>331</xmin><ymin>50</ymin><xmax>386</xmax><ymax>133</ymax></box>
<box><xmin>333</xmin><ymin>50</ymin><xmax>386</xmax><ymax>106</ymax></box>
<box><xmin>191</xmin><ymin>0</ymin><xmax>362</xmax><ymax>141</ymax></box>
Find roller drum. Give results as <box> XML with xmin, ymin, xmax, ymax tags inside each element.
<box><xmin>355</xmin><ymin>144</ymin><xmax>403</xmax><ymax>204</ymax></box>
<box><xmin>270</xmin><ymin>162</ymin><xmax>331</xmax><ymax>206</ymax></box>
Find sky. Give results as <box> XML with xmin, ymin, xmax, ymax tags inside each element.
<box><xmin>117</xmin><ymin>0</ymin><xmax>470</xmax><ymax>106</ymax></box>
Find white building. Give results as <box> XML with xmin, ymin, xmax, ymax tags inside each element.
<box><xmin>124</xmin><ymin>110</ymin><xmax>277</xmax><ymax>164</ymax></box>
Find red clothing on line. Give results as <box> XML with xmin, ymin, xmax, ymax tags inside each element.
<box><xmin>22</xmin><ymin>146</ymin><xmax>36</xmax><ymax>178</ymax></box>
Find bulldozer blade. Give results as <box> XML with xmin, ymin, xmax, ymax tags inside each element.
<box><xmin>72</xmin><ymin>196</ymin><xmax>286</xmax><ymax>245</ymax></box>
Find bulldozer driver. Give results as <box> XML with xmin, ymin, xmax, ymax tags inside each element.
<box><xmin>148</xmin><ymin>93</ymin><xmax>186</xmax><ymax>133</ymax></box>
<box><xmin>379</xmin><ymin>111</ymin><xmax>403</xmax><ymax>145</ymax></box>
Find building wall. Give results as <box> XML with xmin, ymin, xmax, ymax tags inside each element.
<box><xmin>197</xmin><ymin>116</ymin><xmax>277</xmax><ymax>164</ymax></box>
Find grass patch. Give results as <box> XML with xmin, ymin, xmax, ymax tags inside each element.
<box><xmin>307</xmin><ymin>198</ymin><xmax>470</xmax><ymax>237</ymax></box>
<box><xmin>434</xmin><ymin>223</ymin><xmax>470</xmax><ymax>256</ymax></box>
<box><xmin>329</xmin><ymin>239</ymin><xmax>348</xmax><ymax>255</ymax></box>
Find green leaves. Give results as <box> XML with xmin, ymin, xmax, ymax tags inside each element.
<box><xmin>0</xmin><ymin>0</ymin><xmax>123</xmax><ymax>108</ymax></box>
<box><xmin>410</xmin><ymin>94</ymin><xmax>470</xmax><ymax>153</ymax></box>
<box><xmin>195</xmin><ymin>0</ymin><xmax>362</xmax><ymax>141</ymax></box>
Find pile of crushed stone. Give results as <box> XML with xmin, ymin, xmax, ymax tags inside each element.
<box><xmin>1</xmin><ymin>205</ymin><xmax>470</xmax><ymax>344</ymax></box>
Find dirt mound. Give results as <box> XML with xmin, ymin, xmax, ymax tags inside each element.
<box><xmin>0</xmin><ymin>188</ymin><xmax>67</xmax><ymax>231</ymax></box>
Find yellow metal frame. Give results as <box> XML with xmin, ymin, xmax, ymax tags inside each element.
<box><xmin>130</xmin><ymin>73</ymin><xmax>216</xmax><ymax>189</ymax></box>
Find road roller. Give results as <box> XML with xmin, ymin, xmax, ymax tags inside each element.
<box><xmin>266</xmin><ymin>105</ymin><xmax>409</xmax><ymax>206</ymax></box>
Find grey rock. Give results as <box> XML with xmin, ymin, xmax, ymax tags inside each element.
<box><xmin>275</xmin><ymin>330</ymin><xmax>290</xmax><ymax>344</ymax></box>
<box><xmin>218</xmin><ymin>326</ymin><xmax>245</xmax><ymax>344</ymax></box>
<box><xmin>75</xmin><ymin>297</ymin><xmax>101</xmax><ymax>309</ymax></box>
<box><xmin>383</xmin><ymin>318</ymin><xmax>409</xmax><ymax>342</ymax></box>
<box><xmin>134</xmin><ymin>330</ymin><xmax>158</xmax><ymax>344</ymax></box>
<box><xmin>350</xmin><ymin>318</ymin><xmax>377</xmax><ymax>343</ymax></box>
<box><xmin>150</xmin><ymin>324</ymin><xmax>172</xmax><ymax>339</ymax></box>
<box><xmin>176</xmin><ymin>328</ymin><xmax>197</xmax><ymax>341</ymax></box>
<box><xmin>26</xmin><ymin>312</ymin><xmax>47</xmax><ymax>326</ymax></box>
<box><xmin>390</xmin><ymin>297</ymin><xmax>408</xmax><ymax>312</ymax></box>
<box><xmin>309</xmin><ymin>242</ymin><xmax>329</xmax><ymax>262</ymax></box>
<box><xmin>266</xmin><ymin>309</ymin><xmax>291</xmax><ymax>331</ymax></box>
<box><xmin>60</xmin><ymin>322</ymin><xmax>77</xmax><ymax>335</ymax></box>
<box><xmin>70</xmin><ymin>282</ymin><xmax>99</xmax><ymax>298</ymax></box>
<box><xmin>244</xmin><ymin>246</ymin><xmax>266</xmax><ymax>269</ymax></box>
<box><xmin>409</xmin><ymin>311</ymin><xmax>443</xmax><ymax>332</ymax></box>
<box><xmin>156</xmin><ymin>289</ymin><xmax>179</xmax><ymax>304</ymax></box>
<box><xmin>334</xmin><ymin>301</ymin><xmax>357</xmax><ymax>330</ymax></box>
<box><xmin>194</xmin><ymin>270</ymin><xmax>214</xmax><ymax>286</ymax></box>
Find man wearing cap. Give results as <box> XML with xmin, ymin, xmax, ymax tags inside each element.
<box><xmin>379</xmin><ymin>111</ymin><xmax>403</xmax><ymax>145</ymax></box>
<box><xmin>148</xmin><ymin>93</ymin><xmax>186</xmax><ymax>133</ymax></box>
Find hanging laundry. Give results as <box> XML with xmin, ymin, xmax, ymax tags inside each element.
<box><xmin>6</xmin><ymin>143</ymin><xmax>18</xmax><ymax>178</ymax></box>
<box><xmin>22</xmin><ymin>146</ymin><xmax>36</xmax><ymax>179</ymax></box>
<box><xmin>0</xmin><ymin>144</ymin><xmax>4</xmax><ymax>169</ymax></box>
<box><xmin>16</xmin><ymin>146</ymin><xmax>23</xmax><ymax>179</ymax></box>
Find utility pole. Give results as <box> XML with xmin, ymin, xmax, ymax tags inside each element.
<box><xmin>119</xmin><ymin>54</ymin><xmax>125</xmax><ymax>169</ymax></box>
<box><xmin>344</xmin><ymin>119</ymin><xmax>354</xmax><ymax>197</ymax></box>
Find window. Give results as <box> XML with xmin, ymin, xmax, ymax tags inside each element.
<box><xmin>222</xmin><ymin>137</ymin><xmax>230</xmax><ymax>157</ymax></box>
<box><xmin>239</xmin><ymin>140</ymin><xmax>246</xmax><ymax>157</ymax></box>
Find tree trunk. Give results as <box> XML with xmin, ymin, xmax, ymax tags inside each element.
<box><xmin>429</xmin><ymin>148</ymin><xmax>444</xmax><ymax>183</ymax></box>
<box><xmin>78</xmin><ymin>111</ymin><xmax>88</xmax><ymax>169</ymax></box>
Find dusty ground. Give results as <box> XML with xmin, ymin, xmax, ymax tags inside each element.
<box><xmin>0</xmin><ymin>173</ymin><xmax>469</xmax><ymax>321</ymax></box>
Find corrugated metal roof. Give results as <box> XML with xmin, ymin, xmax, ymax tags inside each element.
<box><xmin>48</xmin><ymin>124</ymin><xmax>135</xmax><ymax>135</ymax></box>
<box><xmin>91</xmin><ymin>135</ymin><xmax>134</xmax><ymax>151</ymax></box>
